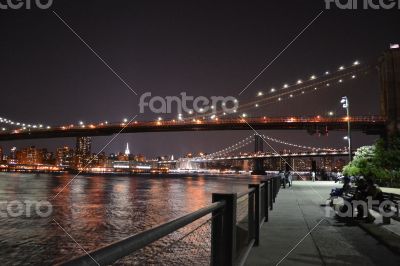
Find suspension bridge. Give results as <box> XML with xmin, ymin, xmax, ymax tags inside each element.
<box><xmin>0</xmin><ymin>48</ymin><xmax>399</xmax><ymax>162</ymax></box>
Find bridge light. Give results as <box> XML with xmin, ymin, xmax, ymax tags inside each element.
<box><xmin>278</xmin><ymin>97</ymin><xmax>282</xmax><ymax>101</ymax></box>
<box><xmin>188</xmin><ymin>110</ymin><xmax>193</xmax><ymax>115</ymax></box>
<box><xmin>297</xmin><ymin>79</ymin><xmax>302</xmax><ymax>84</ymax></box>
<box><xmin>283</xmin><ymin>84</ymin><xmax>288</xmax><ymax>88</ymax></box>
<box><xmin>289</xmin><ymin>94</ymin><xmax>293</xmax><ymax>98</ymax></box>
<box><xmin>270</xmin><ymin>88</ymin><xmax>276</xmax><ymax>92</ymax></box>
<box><xmin>79</xmin><ymin>121</ymin><xmax>84</xmax><ymax>125</ymax></box>
<box><xmin>158</xmin><ymin>117</ymin><xmax>163</xmax><ymax>121</ymax></box>
<box><xmin>352</xmin><ymin>75</ymin><xmax>356</xmax><ymax>79</ymax></box>
<box><xmin>123</xmin><ymin>118</ymin><xmax>128</xmax><ymax>123</ymax></box>
<box><xmin>257</xmin><ymin>91</ymin><xmax>263</xmax><ymax>96</ymax></box>
<box><xmin>301</xmin><ymin>91</ymin><xmax>305</xmax><ymax>94</ymax></box>
<box><xmin>242</xmin><ymin>113</ymin><xmax>247</xmax><ymax>118</ymax></box>
<box><xmin>255</xmin><ymin>103</ymin><xmax>259</xmax><ymax>107</ymax></box>
<box><xmin>310</xmin><ymin>75</ymin><xmax>316</xmax><ymax>80</ymax></box>
<box><xmin>1</xmin><ymin>128</ymin><xmax>5</xmax><ymax>131</ymax></box>
<box><xmin>339</xmin><ymin>66</ymin><xmax>345</xmax><ymax>70</ymax></box>
<box><xmin>343</xmin><ymin>136</ymin><xmax>348</xmax><ymax>140</ymax></box>
<box><xmin>339</xmin><ymin>79</ymin><xmax>343</xmax><ymax>83</ymax></box>
<box><xmin>46</xmin><ymin>126</ymin><xmax>51</xmax><ymax>129</ymax></box>
<box><xmin>325</xmin><ymin>83</ymin><xmax>330</xmax><ymax>87</ymax></box>
<box><xmin>353</xmin><ymin>60</ymin><xmax>359</xmax><ymax>66</ymax></box>
<box><xmin>328</xmin><ymin>111</ymin><xmax>334</xmax><ymax>116</ymax></box>
<box><xmin>325</xmin><ymin>71</ymin><xmax>330</xmax><ymax>75</ymax></box>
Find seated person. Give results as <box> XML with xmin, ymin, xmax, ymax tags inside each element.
<box><xmin>328</xmin><ymin>177</ymin><xmax>351</xmax><ymax>204</ymax></box>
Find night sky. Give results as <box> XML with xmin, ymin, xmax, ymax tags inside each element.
<box><xmin>0</xmin><ymin>0</ymin><xmax>399</xmax><ymax>157</ymax></box>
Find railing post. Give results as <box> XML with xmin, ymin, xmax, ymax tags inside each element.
<box><xmin>274</xmin><ymin>176</ymin><xmax>279</xmax><ymax>199</ymax></box>
<box><xmin>248</xmin><ymin>191</ymin><xmax>255</xmax><ymax>249</ymax></box>
<box><xmin>249</xmin><ymin>184</ymin><xmax>261</xmax><ymax>246</ymax></box>
<box><xmin>269</xmin><ymin>178</ymin><xmax>274</xmax><ymax>210</ymax></box>
<box><xmin>212</xmin><ymin>193</ymin><xmax>237</xmax><ymax>266</ymax></box>
<box><xmin>261</xmin><ymin>180</ymin><xmax>269</xmax><ymax>222</ymax></box>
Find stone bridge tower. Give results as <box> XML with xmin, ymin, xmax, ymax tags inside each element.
<box><xmin>379</xmin><ymin>46</ymin><xmax>400</xmax><ymax>138</ymax></box>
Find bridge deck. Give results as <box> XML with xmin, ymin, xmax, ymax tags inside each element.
<box><xmin>0</xmin><ymin>116</ymin><xmax>385</xmax><ymax>141</ymax></box>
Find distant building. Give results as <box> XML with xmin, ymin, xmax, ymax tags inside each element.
<box><xmin>56</xmin><ymin>146</ymin><xmax>74</xmax><ymax>167</ymax></box>
<box><xmin>75</xmin><ymin>137</ymin><xmax>92</xmax><ymax>168</ymax></box>
<box><xmin>16</xmin><ymin>146</ymin><xmax>45</xmax><ymax>165</ymax></box>
<box><xmin>135</xmin><ymin>154</ymin><xmax>145</xmax><ymax>162</ymax></box>
<box><xmin>125</xmin><ymin>143</ymin><xmax>130</xmax><ymax>155</ymax></box>
<box><xmin>0</xmin><ymin>146</ymin><xmax>3</xmax><ymax>163</ymax></box>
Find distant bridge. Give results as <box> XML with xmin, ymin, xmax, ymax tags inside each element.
<box><xmin>158</xmin><ymin>150</ymin><xmax>352</xmax><ymax>164</ymax></box>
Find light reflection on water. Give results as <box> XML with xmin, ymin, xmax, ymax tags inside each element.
<box><xmin>0</xmin><ymin>173</ymin><xmax>265</xmax><ymax>265</ymax></box>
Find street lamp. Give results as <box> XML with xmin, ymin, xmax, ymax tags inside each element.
<box><xmin>341</xmin><ymin>96</ymin><xmax>352</xmax><ymax>161</ymax></box>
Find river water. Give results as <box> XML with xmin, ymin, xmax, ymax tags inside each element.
<box><xmin>0</xmin><ymin>172</ymin><xmax>265</xmax><ymax>265</ymax></box>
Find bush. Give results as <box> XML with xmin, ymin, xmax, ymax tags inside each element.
<box><xmin>342</xmin><ymin>134</ymin><xmax>400</xmax><ymax>187</ymax></box>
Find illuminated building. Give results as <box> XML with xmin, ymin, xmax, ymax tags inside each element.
<box><xmin>134</xmin><ymin>154</ymin><xmax>146</xmax><ymax>162</ymax></box>
<box><xmin>16</xmin><ymin>146</ymin><xmax>45</xmax><ymax>165</ymax></box>
<box><xmin>75</xmin><ymin>136</ymin><xmax>92</xmax><ymax>168</ymax></box>
<box><xmin>125</xmin><ymin>143</ymin><xmax>130</xmax><ymax>155</ymax></box>
<box><xmin>56</xmin><ymin>146</ymin><xmax>74</xmax><ymax>167</ymax></box>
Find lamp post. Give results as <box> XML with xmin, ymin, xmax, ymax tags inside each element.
<box><xmin>341</xmin><ymin>96</ymin><xmax>352</xmax><ymax>162</ymax></box>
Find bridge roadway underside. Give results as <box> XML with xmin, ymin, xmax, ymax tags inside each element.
<box><xmin>245</xmin><ymin>181</ymin><xmax>400</xmax><ymax>266</ymax></box>
<box><xmin>0</xmin><ymin>120</ymin><xmax>385</xmax><ymax>141</ymax></box>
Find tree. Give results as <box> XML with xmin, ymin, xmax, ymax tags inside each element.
<box><xmin>342</xmin><ymin>134</ymin><xmax>400</xmax><ymax>186</ymax></box>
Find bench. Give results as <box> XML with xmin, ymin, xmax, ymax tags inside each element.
<box><xmin>371</xmin><ymin>192</ymin><xmax>400</xmax><ymax>223</ymax></box>
<box><xmin>338</xmin><ymin>188</ymin><xmax>400</xmax><ymax>223</ymax></box>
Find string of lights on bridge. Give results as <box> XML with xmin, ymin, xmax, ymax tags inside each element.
<box><xmin>0</xmin><ymin>116</ymin><xmax>50</xmax><ymax>132</ymax></box>
<box><xmin>177</xmin><ymin>59</ymin><xmax>369</xmax><ymax>122</ymax></box>
<box><xmin>0</xmin><ymin>59</ymin><xmax>371</xmax><ymax>133</ymax></box>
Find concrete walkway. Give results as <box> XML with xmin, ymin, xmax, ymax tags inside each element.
<box><xmin>245</xmin><ymin>181</ymin><xmax>400</xmax><ymax>266</ymax></box>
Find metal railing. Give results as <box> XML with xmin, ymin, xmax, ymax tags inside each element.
<box><xmin>60</xmin><ymin>176</ymin><xmax>281</xmax><ymax>266</ymax></box>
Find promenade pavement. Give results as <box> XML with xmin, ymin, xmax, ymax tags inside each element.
<box><xmin>245</xmin><ymin>181</ymin><xmax>400</xmax><ymax>266</ymax></box>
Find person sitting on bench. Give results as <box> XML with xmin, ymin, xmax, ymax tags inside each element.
<box><xmin>328</xmin><ymin>176</ymin><xmax>351</xmax><ymax>205</ymax></box>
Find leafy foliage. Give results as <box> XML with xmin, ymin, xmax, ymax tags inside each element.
<box><xmin>342</xmin><ymin>134</ymin><xmax>400</xmax><ymax>186</ymax></box>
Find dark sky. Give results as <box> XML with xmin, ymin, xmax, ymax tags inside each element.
<box><xmin>0</xmin><ymin>0</ymin><xmax>399</xmax><ymax>157</ymax></box>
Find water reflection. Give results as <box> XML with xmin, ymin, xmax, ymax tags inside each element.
<box><xmin>0</xmin><ymin>173</ymin><xmax>264</xmax><ymax>265</ymax></box>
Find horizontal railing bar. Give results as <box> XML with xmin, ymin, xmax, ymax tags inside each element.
<box><xmin>237</xmin><ymin>187</ymin><xmax>255</xmax><ymax>199</ymax></box>
<box><xmin>60</xmin><ymin>201</ymin><xmax>226</xmax><ymax>266</ymax></box>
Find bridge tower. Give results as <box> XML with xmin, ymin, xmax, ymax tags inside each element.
<box><xmin>251</xmin><ymin>134</ymin><xmax>266</xmax><ymax>175</ymax></box>
<box><xmin>379</xmin><ymin>46</ymin><xmax>400</xmax><ymax>138</ymax></box>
